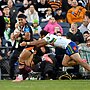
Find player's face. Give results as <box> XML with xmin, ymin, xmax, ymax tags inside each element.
<box><xmin>18</xmin><ymin>18</ymin><xmax>26</xmax><ymax>26</ymax></box>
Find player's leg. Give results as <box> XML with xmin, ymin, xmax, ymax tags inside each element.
<box><xmin>70</xmin><ymin>53</ymin><xmax>90</xmax><ymax>71</ymax></box>
<box><xmin>25</xmin><ymin>53</ymin><xmax>34</xmax><ymax>66</ymax></box>
<box><xmin>13</xmin><ymin>49</ymin><xmax>33</xmax><ymax>82</ymax></box>
<box><xmin>19</xmin><ymin>49</ymin><xmax>32</xmax><ymax>69</ymax></box>
<box><xmin>62</xmin><ymin>54</ymin><xmax>77</xmax><ymax>67</ymax></box>
<box><xmin>65</xmin><ymin>41</ymin><xmax>90</xmax><ymax>71</ymax></box>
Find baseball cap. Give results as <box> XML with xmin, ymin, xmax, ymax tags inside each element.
<box><xmin>33</xmin><ymin>19</ymin><xmax>39</xmax><ymax>24</ymax></box>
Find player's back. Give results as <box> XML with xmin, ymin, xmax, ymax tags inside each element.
<box><xmin>43</xmin><ymin>34</ymin><xmax>71</xmax><ymax>49</ymax></box>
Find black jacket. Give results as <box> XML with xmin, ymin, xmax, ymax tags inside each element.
<box><xmin>35</xmin><ymin>1</ymin><xmax>52</xmax><ymax>18</ymax></box>
<box><xmin>66</xmin><ymin>29</ymin><xmax>84</xmax><ymax>44</ymax></box>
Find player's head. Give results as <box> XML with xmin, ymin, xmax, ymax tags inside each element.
<box><xmin>40</xmin><ymin>30</ymin><xmax>48</xmax><ymax>38</ymax></box>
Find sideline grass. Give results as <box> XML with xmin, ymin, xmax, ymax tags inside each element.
<box><xmin>0</xmin><ymin>80</ymin><xmax>90</xmax><ymax>90</ymax></box>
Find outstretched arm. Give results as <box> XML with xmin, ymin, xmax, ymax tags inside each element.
<box><xmin>20</xmin><ymin>39</ymin><xmax>48</xmax><ymax>47</ymax></box>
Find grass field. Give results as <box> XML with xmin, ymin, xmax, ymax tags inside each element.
<box><xmin>0</xmin><ymin>80</ymin><xmax>90</xmax><ymax>90</ymax></box>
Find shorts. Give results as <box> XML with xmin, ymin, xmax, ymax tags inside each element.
<box><xmin>66</xmin><ymin>42</ymin><xmax>78</xmax><ymax>56</ymax></box>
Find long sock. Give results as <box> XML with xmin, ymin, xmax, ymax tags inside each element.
<box><xmin>19</xmin><ymin>66</ymin><xmax>31</xmax><ymax>80</ymax></box>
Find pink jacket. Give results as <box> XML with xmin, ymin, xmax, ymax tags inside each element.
<box><xmin>44</xmin><ymin>21</ymin><xmax>63</xmax><ymax>34</ymax></box>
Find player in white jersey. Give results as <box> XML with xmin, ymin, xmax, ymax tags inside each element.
<box><xmin>20</xmin><ymin>33</ymin><xmax>90</xmax><ymax>71</ymax></box>
<box><xmin>43</xmin><ymin>33</ymin><xmax>71</xmax><ymax>49</ymax></box>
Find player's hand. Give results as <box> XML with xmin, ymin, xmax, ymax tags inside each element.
<box><xmin>0</xmin><ymin>55</ymin><xmax>2</xmax><ymax>60</ymax></box>
<box><xmin>7</xmin><ymin>51</ymin><xmax>11</xmax><ymax>56</ymax></box>
<box><xmin>20</xmin><ymin>41</ymin><xmax>27</xmax><ymax>46</ymax></box>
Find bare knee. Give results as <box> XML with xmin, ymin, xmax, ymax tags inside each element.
<box><xmin>19</xmin><ymin>49</ymin><xmax>31</xmax><ymax>60</ymax></box>
<box><xmin>62</xmin><ymin>61</ymin><xmax>68</xmax><ymax>67</ymax></box>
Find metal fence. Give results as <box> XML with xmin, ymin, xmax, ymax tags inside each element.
<box><xmin>79</xmin><ymin>43</ymin><xmax>90</xmax><ymax>77</ymax></box>
<box><xmin>0</xmin><ymin>46</ymin><xmax>12</xmax><ymax>80</ymax></box>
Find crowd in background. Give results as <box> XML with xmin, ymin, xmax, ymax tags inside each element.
<box><xmin>0</xmin><ymin>0</ymin><xmax>90</xmax><ymax>80</ymax></box>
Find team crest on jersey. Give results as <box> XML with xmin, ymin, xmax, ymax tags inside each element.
<box><xmin>46</xmin><ymin>36</ymin><xmax>50</xmax><ymax>40</ymax></box>
<box><xmin>50</xmin><ymin>38</ymin><xmax>57</xmax><ymax>43</ymax></box>
<box><xmin>46</xmin><ymin>36</ymin><xmax>56</xmax><ymax>43</ymax></box>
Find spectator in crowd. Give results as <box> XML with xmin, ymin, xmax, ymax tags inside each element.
<box><xmin>78</xmin><ymin>17</ymin><xmax>89</xmax><ymax>34</ymax></box>
<box><xmin>9</xmin><ymin>32</ymin><xmax>15</xmax><ymax>46</ymax></box>
<box><xmin>35</xmin><ymin>0</ymin><xmax>52</xmax><ymax>22</ymax></box>
<box><xmin>28</xmin><ymin>0</ymin><xmax>37</xmax><ymax>5</ymax></box>
<box><xmin>67</xmin><ymin>0</ymin><xmax>86</xmax><ymax>24</ymax></box>
<box><xmin>18</xmin><ymin>0</ymin><xmax>30</xmax><ymax>13</ymax></box>
<box><xmin>85</xmin><ymin>0</ymin><xmax>90</xmax><ymax>10</ymax></box>
<box><xmin>85</xmin><ymin>11</ymin><xmax>90</xmax><ymax>33</ymax></box>
<box><xmin>24</xmin><ymin>4</ymin><xmax>39</xmax><ymax>24</ymax></box>
<box><xmin>4</xmin><ymin>17</ymin><xmax>12</xmax><ymax>46</ymax></box>
<box><xmin>48</xmin><ymin>0</ymin><xmax>62</xmax><ymax>13</ymax></box>
<box><xmin>9</xmin><ymin>14</ymin><xmax>33</xmax><ymax>80</ymax></box>
<box><xmin>86</xmin><ymin>36</ymin><xmax>90</xmax><ymax>47</ymax></box>
<box><xmin>30</xmin><ymin>19</ymin><xmax>42</xmax><ymax>39</ymax></box>
<box><xmin>15</xmin><ymin>0</ymin><xmax>23</xmax><ymax>4</ymax></box>
<box><xmin>54</xmin><ymin>26</ymin><xmax>63</xmax><ymax>36</ymax></box>
<box><xmin>44</xmin><ymin>17</ymin><xmax>63</xmax><ymax>34</ymax></box>
<box><xmin>83</xmin><ymin>31</ymin><xmax>90</xmax><ymax>43</ymax></box>
<box><xmin>7</xmin><ymin>0</ymin><xmax>19</xmax><ymax>31</ymax></box>
<box><xmin>61</xmin><ymin>0</ymin><xmax>72</xmax><ymax>18</ymax></box>
<box><xmin>66</xmin><ymin>23</ymin><xmax>84</xmax><ymax>45</ymax></box>
<box><xmin>2</xmin><ymin>5</ymin><xmax>10</xmax><ymax>18</ymax></box>
<box><xmin>15</xmin><ymin>0</ymin><xmax>35</xmax><ymax>4</ymax></box>
<box><xmin>2</xmin><ymin>6</ymin><xmax>12</xmax><ymax>46</ymax></box>
<box><xmin>54</xmin><ymin>8</ymin><xmax>66</xmax><ymax>23</ymax></box>
<box><xmin>41</xmin><ymin>7</ymin><xmax>53</xmax><ymax>23</ymax></box>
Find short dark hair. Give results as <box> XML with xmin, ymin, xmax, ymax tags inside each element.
<box><xmin>83</xmin><ymin>31</ymin><xmax>89</xmax><ymax>34</ymax></box>
<box><xmin>66</xmin><ymin>32</ymin><xmax>72</xmax><ymax>39</ymax></box>
<box><xmin>85</xmin><ymin>10</ymin><xmax>90</xmax><ymax>19</ymax></box>
<box><xmin>56</xmin><ymin>8</ymin><xmax>62</xmax><ymax>11</ymax></box>
<box><xmin>40</xmin><ymin>30</ymin><xmax>48</xmax><ymax>37</ymax></box>
<box><xmin>18</xmin><ymin>14</ymin><xmax>27</xmax><ymax>19</ymax></box>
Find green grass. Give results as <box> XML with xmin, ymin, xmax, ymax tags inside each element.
<box><xmin>0</xmin><ymin>80</ymin><xmax>90</xmax><ymax>90</ymax></box>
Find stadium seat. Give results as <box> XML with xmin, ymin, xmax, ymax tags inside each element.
<box><xmin>40</xmin><ymin>22</ymin><xmax>48</xmax><ymax>29</ymax></box>
<box><xmin>59</xmin><ymin>22</ymin><xmax>70</xmax><ymax>35</ymax></box>
<box><xmin>76</xmin><ymin>22</ymin><xmax>82</xmax><ymax>27</ymax></box>
<box><xmin>15</xmin><ymin>3</ymin><xmax>23</xmax><ymax>10</ymax></box>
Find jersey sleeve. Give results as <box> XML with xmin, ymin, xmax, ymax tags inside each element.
<box><xmin>43</xmin><ymin>34</ymin><xmax>57</xmax><ymax>44</ymax></box>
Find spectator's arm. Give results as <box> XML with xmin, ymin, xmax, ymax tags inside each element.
<box><xmin>67</xmin><ymin>11</ymin><xmax>73</xmax><ymax>24</ymax></box>
<box><xmin>59</xmin><ymin>25</ymin><xmax>63</xmax><ymax>35</ymax></box>
<box><xmin>44</xmin><ymin>25</ymin><xmax>49</xmax><ymax>32</ymax></box>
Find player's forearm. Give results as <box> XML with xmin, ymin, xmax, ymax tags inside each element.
<box><xmin>27</xmin><ymin>39</ymin><xmax>47</xmax><ymax>47</ymax></box>
<box><xmin>36</xmin><ymin>41</ymin><xmax>47</xmax><ymax>47</ymax></box>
